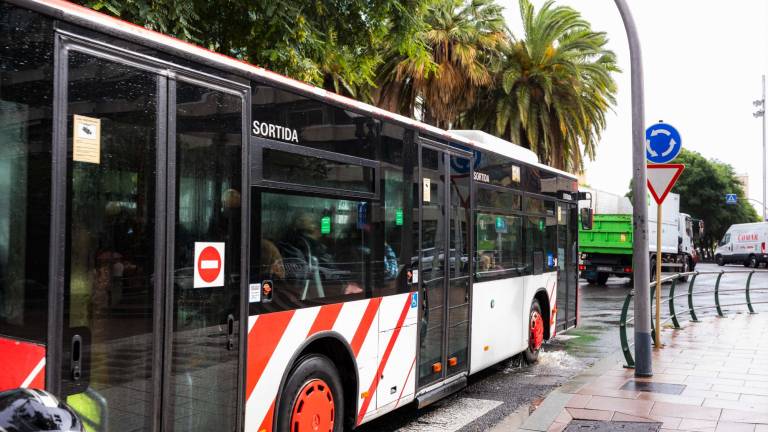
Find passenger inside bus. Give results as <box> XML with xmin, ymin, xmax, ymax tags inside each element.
<box><xmin>259</xmin><ymin>194</ymin><xmax>368</xmax><ymax>303</ymax></box>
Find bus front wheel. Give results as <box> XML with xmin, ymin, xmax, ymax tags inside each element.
<box><xmin>277</xmin><ymin>354</ymin><xmax>344</xmax><ymax>432</ymax></box>
<box><xmin>524</xmin><ymin>301</ymin><xmax>544</xmax><ymax>364</ymax></box>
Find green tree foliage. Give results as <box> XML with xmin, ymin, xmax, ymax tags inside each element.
<box><xmin>671</xmin><ymin>150</ymin><xmax>760</xmax><ymax>249</ymax></box>
<box><xmin>375</xmin><ymin>0</ymin><xmax>507</xmax><ymax>128</ymax></box>
<box><xmin>628</xmin><ymin>149</ymin><xmax>759</xmax><ymax>250</ymax></box>
<box><xmin>460</xmin><ymin>0</ymin><xmax>619</xmax><ymax>173</ymax></box>
<box><xmin>79</xmin><ymin>0</ymin><xmax>429</xmax><ymax>96</ymax></box>
<box><xmin>81</xmin><ymin>0</ymin><xmax>619</xmax><ymax>173</ymax></box>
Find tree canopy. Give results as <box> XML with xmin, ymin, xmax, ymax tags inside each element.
<box><xmin>79</xmin><ymin>0</ymin><xmax>430</xmax><ymax>96</ymax></box>
<box><xmin>375</xmin><ymin>0</ymin><xmax>507</xmax><ymax>128</ymax></box>
<box><xmin>79</xmin><ymin>0</ymin><xmax>620</xmax><ymax>173</ymax></box>
<box><xmin>670</xmin><ymin>150</ymin><xmax>760</xmax><ymax>249</ymax></box>
<box><xmin>459</xmin><ymin>0</ymin><xmax>619</xmax><ymax>172</ymax></box>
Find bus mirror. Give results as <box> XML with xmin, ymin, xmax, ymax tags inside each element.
<box><xmin>580</xmin><ymin>208</ymin><xmax>593</xmax><ymax>230</ymax></box>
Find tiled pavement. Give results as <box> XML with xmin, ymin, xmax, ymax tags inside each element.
<box><xmin>528</xmin><ymin>313</ymin><xmax>768</xmax><ymax>432</ymax></box>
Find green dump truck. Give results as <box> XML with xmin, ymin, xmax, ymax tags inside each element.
<box><xmin>578</xmin><ymin>214</ymin><xmax>633</xmax><ymax>284</ymax></box>
<box><xmin>578</xmin><ymin>190</ymin><xmax>699</xmax><ymax>285</ymax></box>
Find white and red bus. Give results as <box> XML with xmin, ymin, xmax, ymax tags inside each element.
<box><xmin>0</xmin><ymin>1</ymin><xmax>581</xmax><ymax>430</ymax></box>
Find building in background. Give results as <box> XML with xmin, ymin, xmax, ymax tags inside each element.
<box><xmin>735</xmin><ymin>173</ymin><xmax>749</xmax><ymax>196</ymax></box>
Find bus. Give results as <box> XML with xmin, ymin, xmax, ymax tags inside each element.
<box><xmin>0</xmin><ymin>1</ymin><xmax>581</xmax><ymax>430</ymax></box>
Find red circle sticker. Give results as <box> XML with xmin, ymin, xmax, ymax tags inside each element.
<box><xmin>197</xmin><ymin>246</ymin><xmax>222</xmax><ymax>283</ymax></box>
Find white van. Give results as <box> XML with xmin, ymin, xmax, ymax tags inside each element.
<box><xmin>715</xmin><ymin>222</ymin><xmax>768</xmax><ymax>267</ymax></box>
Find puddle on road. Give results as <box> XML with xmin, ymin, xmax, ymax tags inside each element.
<box><xmin>536</xmin><ymin>349</ymin><xmax>584</xmax><ymax>371</ymax></box>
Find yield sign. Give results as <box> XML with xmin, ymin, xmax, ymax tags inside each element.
<box><xmin>194</xmin><ymin>242</ymin><xmax>225</xmax><ymax>288</ymax></box>
<box><xmin>647</xmin><ymin>163</ymin><xmax>685</xmax><ymax>204</ymax></box>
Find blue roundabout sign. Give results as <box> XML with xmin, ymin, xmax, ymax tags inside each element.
<box><xmin>645</xmin><ymin>122</ymin><xmax>682</xmax><ymax>164</ymax></box>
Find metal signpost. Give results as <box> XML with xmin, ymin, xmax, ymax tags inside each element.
<box><xmin>614</xmin><ymin>0</ymin><xmax>652</xmax><ymax>377</ymax></box>
<box><xmin>646</xmin><ymin>122</ymin><xmax>684</xmax><ymax>348</ymax></box>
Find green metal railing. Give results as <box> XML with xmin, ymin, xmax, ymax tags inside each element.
<box><xmin>619</xmin><ymin>270</ymin><xmax>768</xmax><ymax>368</ymax></box>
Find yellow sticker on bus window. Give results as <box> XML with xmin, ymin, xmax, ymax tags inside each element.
<box><xmin>73</xmin><ymin>115</ymin><xmax>101</xmax><ymax>164</ymax></box>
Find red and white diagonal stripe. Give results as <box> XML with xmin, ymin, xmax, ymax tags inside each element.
<box><xmin>244</xmin><ymin>293</ymin><xmax>417</xmax><ymax>431</ymax></box>
<box><xmin>245</xmin><ymin>293</ymin><xmax>417</xmax><ymax>432</ymax></box>
<box><xmin>0</xmin><ymin>336</ymin><xmax>46</xmax><ymax>391</ymax></box>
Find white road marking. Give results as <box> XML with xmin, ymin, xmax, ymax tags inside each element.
<box><xmin>396</xmin><ymin>398</ymin><xmax>502</xmax><ymax>432</ymax></box>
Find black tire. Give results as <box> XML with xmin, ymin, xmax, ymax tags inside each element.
<box><xmin>596</xmin><ymin>272</ymin><xmax>609</xmax><ymax>285</ymax></box>
<box><xmin>716</xmin><ymin>255</ymin><xmax>724</xmax><ymax>266</ymax></box>
<box><xmin>749</xmin><ymin>254</ymin><xmax>758</xmax><ymax>269</ymax></box>
<box><xmin>276</xmin><ymin>354</ymin><xmax>345</xmax><ymax>432</ymax></box>
<box><xmin>586</xmin><ymin>277</ymin><xmax>597</xmax><ymax>285</ymax></box>
<box><xmin>524</xmin><ymin>302</ymin><xmax>544</xmax><ymax>364</ymax></box>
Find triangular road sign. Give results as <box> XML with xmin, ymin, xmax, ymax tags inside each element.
<box><xmin>647</xmin><ymin>163</ymin><xmax>685</xmax><ymax>204</ymax></box>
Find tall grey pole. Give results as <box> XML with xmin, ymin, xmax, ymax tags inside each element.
<box><xmin>614</xmin><ymin>0</ymin><xmax>652</xmax><ymax>377</ymax></box>
<box><xmin>762</xmin><ymin>75</ymin><xmax>766</xmax><ymax>221</ymax></box>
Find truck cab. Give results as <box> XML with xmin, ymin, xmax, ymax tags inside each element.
<box><xmin>679</xmin><ymin>213</ymin><xmax>698</xmax><ymax>266</ymax></box>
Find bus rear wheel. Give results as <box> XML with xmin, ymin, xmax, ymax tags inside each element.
<box><xmin>277</xmin><ymin>354</ymin><xmax>344</xmax><ymax>432</ymax></box>
<box><xmin>524</xmin><ymin>302</ymin><xmax>544</xmax><ymax>364</ymax></box>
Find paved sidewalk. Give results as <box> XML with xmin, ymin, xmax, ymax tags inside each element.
<box><xmin>517</xmin><ymin>313</ymin><xmax>768</xmax><ymax>432</ymax></box>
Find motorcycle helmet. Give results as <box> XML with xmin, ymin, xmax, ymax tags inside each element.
<box><xmin>0</xmin><ymin>388</ymin><xmax>83</xmax><ymax>432</ymax></box>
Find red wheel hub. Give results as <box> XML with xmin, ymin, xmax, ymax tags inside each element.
<box><xmin>291</xmin><ymin>379</ymin><xmax>335</xmax><ymax>432</ymax></box>
<box><xmin>530</xmin><ymin>310</ymin><xmax>544</xmax><ymax>351</ymax></box>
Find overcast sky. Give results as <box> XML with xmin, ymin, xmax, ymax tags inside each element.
<box><xmin>501</xmin><ymin>1</ymin><xmax>768</xmax><ymax>213</ymax></box>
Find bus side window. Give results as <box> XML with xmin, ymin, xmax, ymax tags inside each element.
<box><xmin>255</xmin><ymin>192</ymin><xmax>368</xmax><ymax>309</ymax></box>
<box><xmin>0</xmin><ymin>5</ymin><xmax>54</xmax><ymax>345</ymax></box>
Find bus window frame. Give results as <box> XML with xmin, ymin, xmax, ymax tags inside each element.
<box><xmin>250</xmin><ymin>136</ymin><xmax>380</xmax><ymax>200</ymax></box>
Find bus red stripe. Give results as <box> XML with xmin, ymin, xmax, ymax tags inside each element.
<box><xmin>0</xmin><ymin>337</ymin><xmax>45</xmax><ymax>391</ymax></box>
<box><xmin>255</xmin><ymin>304</ymin><xmax>344</xmax><ymax>429</ymax></box>
<box><xmin>350</xmin><ymin>298</ymin><xmax>381</xmax><ymax>357</ymax></box>
<box><xmin>308</xmin><ymin>303</ymin><xmax>344</xmax><ymax>336</ymax></box>
<box><xmin>357</xmin><ymin>295</ymin><xmax>412</xmax><ymax>424</ymax></box>
<box><xmin>395</xmin><ymin>357</ymin><xmax>416</xmax><ymax>407</ymax></box>
<box><xmin>246</xmin><ymin>310</ymin><xmax>295</xmax><ymax>400</ymax></box>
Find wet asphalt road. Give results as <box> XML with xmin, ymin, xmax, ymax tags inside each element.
<box><xmin>358</xmin><ymin>263</ymin><xmax>768</xmax><ymax>432</ymax></box>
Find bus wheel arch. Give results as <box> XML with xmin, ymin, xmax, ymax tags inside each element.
<box><xmin>275</xmin><ymin>332</ymin><xmax>358</xmax><ymax>431</ymax></box>
<box><xmin>524</xmin><ymin>295</ymin><xmax>547</xmax><ymax>364</ymax></box>
<box><xmin>533</xmin><ymin>290</ymin><xmax>551</xmax><ymax>341</ymax></box>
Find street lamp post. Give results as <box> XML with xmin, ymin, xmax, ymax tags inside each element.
<box><xmin>613</xmin><ymin>0</ymin><xmax>652</xmax><ymax>377</ymax></box>
<box><xmin>754</xmin><ymin>75</ymin><xmax>765</xmax><ymax>221</ymax></box>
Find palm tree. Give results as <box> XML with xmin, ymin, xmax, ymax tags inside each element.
<box><xmin>375</xmin><ymin>0</ymin><xmax>508</xmax><ymax>128</ymax></box>
<box><xmin>463</xmin><ymin>0</ymin><xmax>619</xmax><ymax>173</ymax></box>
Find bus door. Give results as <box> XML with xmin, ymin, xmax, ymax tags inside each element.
<box><xmin>556</xmin><ymin>204</ymin><xmax>568</xmax><ymax>331</ymax></box>
<box><xmin>417</xmin><ymin>144</ymin><xmax>472</xmax><ymax>390</ymax></box>
<box><xmin>55</xmin><ymin>37</ymin><xmax>247</xmax><ymax>432</ymax></box>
